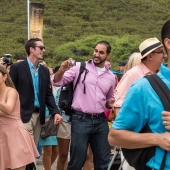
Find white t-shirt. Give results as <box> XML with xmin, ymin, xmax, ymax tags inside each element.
<box><xmin>96</xmin><ymin>66</ymin><xmax>106</xmax><ymax>75</ymax></box>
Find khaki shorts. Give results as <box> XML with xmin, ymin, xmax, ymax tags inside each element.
<box><xmin>57</xmin><ymin>121</ymin><xmax>71</xmax><ymax>139</ymax></box>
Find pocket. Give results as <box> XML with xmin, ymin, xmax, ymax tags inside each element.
<box><xmin>72</xmin><ymin>114</ymin><xmax>86</xmax><ymax>122</ymax></box>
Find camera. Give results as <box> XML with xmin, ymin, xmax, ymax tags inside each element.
<box><xmin>3</xmin><ymin>54</ymin><xmax>12</xmax><ymax>64</ymax></box>
<box><xmin>70</xmin><ymin>60</ymin><xmax>76</xmax><ymax>66</ymax></box>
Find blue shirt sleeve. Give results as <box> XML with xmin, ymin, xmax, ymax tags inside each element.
<box><xmin>112</xmin><ymin>78</ymin><xmax>148</xmax><ymax>132</ymax></box>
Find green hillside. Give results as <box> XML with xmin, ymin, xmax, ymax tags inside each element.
<box><xmin>0</xmin><ymin>0</ymin><xmax>169</xmax><ymax>69</ymax></box>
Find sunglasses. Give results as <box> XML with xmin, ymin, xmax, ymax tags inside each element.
<box><xmin>35</xmin><ymin>46</ymin><xmax>45</xmax><ymax>50</ymax></box>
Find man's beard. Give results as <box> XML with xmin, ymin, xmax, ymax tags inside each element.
<box><xmin>93</xmin><ymin>56</ymin><xmax>107</xmax><ymax>66</ymax></box>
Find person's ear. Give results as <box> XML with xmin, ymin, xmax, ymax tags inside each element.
<box><xmin>4</xmin><ymin>74</ymin><xmax>7</xmax><ymax>81</ymax></box>
<box><xmin>30</xmin><ymin>47</ymin><xmax>35</xmax><ymax>53</ymax></box>
<box><xmin>147</xmin><ymin>54</ymin><xmax>153</xmax><ymax>60</ymax></box>
<box><xmin>164</xmin><ymin>38</ymin><xmax>170</xmax><ymax>50</ymax></box>
<box><xmin>107</xmin><ymin>53</ymin><xmax>110</xmax><ymax>59</ymax></box>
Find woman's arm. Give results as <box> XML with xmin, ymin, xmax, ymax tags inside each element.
<box><xmin>0</xmin><ymin>88</ymin><xmax>18</xmax><ymax>115</ymax></box>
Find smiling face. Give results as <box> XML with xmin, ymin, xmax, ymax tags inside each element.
<box><xmin>31</xmin><ymin>41</ymin><xmax>45</xmax><ymax>61</ymax></box>
<box><xmin>92</xmin><ymin>43</ymin><xmax>110</xmax><ymax>68</ymax></box>
<box><xmin>150</xmin><ymin>46</ymin><xmax>166</xmax><ymax>67</ymax></box>
<box><xmin>25</xmin><ymin>38</ymin><xmax>45</xmax><ymax>63</ymax></box>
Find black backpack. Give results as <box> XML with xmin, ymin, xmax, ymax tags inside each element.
<box><xmin>122</xmin><ymin>74</ymin><xmax>168</xmax><ymax>170</ymax></box>
<box><xmin>59</xmin><ymin>62</ymin><xmax>88</xmax><ymax>116</ymax></box>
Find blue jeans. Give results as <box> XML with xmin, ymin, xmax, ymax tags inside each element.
<box><xmin>67</xmin><ymin>113</ymin><xmax>110</xmax><ymax>170</ymax></box>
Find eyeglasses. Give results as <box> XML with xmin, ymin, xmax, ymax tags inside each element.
<box><xmin>35</xmin><ymin>46</ymin><xmax>45</xmax><ymax>50</ymax></box>
<box><xmin>151</xmin><ymin>51</ymin><xmax>166</xmax><ymax>55</ymax></box>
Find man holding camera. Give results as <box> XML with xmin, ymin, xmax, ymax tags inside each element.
<box><xmin>51</xmin><ymin>41</ymin><xmax>116</xmax><ymax>170</ymax></box>
<box><xmin>0</xmin><ymin>54</ymin><xmax>13</xmax><ymax>72</ymax></box>
<box><xmin>10</xmin><ymin>38</ymin><xmax>62</xmax><ymax>145</ymax></box>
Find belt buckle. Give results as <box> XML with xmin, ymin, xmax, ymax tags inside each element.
<box><xmin>91</xmin><ymin>114</ymin><xmax>98</xmax><ymax>118</ymax></box>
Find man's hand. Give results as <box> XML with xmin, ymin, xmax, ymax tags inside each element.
<box><xmin>158</xmin><ymin>132</ymin><xmax>170</xmax><ymax>151</ymax></box>
<box><xmin>162</xmin><ymin>111</ymin><xmax>170</xmax><ymax>130</ymax></box>
<box><xmin>0</xmin><ymin>57</ymin><xmax>5</xmax><ymax>65</ymax></box>
<box><xmin>54</xmin><ymin>114</ymin><xmax>63</xmax><ymax>125</ymax></box>
<box><xmin>106</xmin><ymin>98</ymin><xmax>115</xmax><ymax>108</ymax></box>
<box><xmin>53</xmin><ymin>58</ymin><xmax>73</xmax><ymax>83</ymax></box>
<box><xmin>59</xmin><ymin>58</ymin><xmax>74</xmax><ymax>73</ymax></box>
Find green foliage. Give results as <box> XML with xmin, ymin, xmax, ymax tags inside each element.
<box><xmin>0</xmin><ymin>0</ymin><xmax>169</xmax><ymax>69</ymax></box>
<box><xmin>52</xmin><ymin>34</ymin><xmax>142</xmax><ymax>71</ymax></box>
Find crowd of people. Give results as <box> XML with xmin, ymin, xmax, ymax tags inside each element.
<box><xmin>1</xmin><ymin>20</ymin><xmax>170</xmax><ymax>170</ymax></box>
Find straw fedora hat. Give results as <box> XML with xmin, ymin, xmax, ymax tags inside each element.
<box><xmin>139</xmin><ymin>37</ymin><xmax>163</xmax><ymax>59</ymax></box>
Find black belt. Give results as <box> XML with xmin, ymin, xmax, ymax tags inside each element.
<box><xmin>33</xmin><ymin>107</ymin><xmax>40</xmax><ymax>113</ymax></box>
<box><xmin>73</xmin><ymin>110</ymin><xmax>104</xmax><ymax>119</ymax></box>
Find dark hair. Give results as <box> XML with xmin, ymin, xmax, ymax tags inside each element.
<box><xmin>141</xmin><ymin>56</ymin><xmax>147</xmax><ymax>62</ymax></box>
<box><xmin>161</xmin><ymin>20</ymin><xmax>170</xmax><ymax>53</ymax></box>
<box><xmin>95</xmin><ymin>41</ymin><xmax>111</xmax><ymax>54</ymax></box>
<box><xmin>6</xmin><ymin>63</ymin><xmax>13</xmax><ymax>68</ymax></box>
<box><xmin>25</xmin><ymin>38</ymin><xmax>42</xmax><ymax>56</ymax></box>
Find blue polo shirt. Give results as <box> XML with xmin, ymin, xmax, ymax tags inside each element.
<box><xmin>112</xmin><ymin>64</ymin><xmax>170</xmax><ymax>169</ymax></box>
<box><xmin>27</xmin><ymin>58</ymin><xmax>40</xmax><ymax>108</ymax></box>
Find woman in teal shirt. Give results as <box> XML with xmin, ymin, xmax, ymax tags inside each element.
<box><xmin>39</xmin><ymin>85</ymin><xmax>58</xmax><ymax>170</ymax></box>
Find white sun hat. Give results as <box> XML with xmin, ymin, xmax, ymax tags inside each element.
<box><xmin>139</xmin><ymin>37</ymin><xmax>163</xmax><ymax>59</ymax></box>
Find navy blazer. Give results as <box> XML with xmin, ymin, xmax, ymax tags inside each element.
<box><xmin>9</xmin><ymin>59</ymin><xmax>59</xmax><ymax>124</ymax></box>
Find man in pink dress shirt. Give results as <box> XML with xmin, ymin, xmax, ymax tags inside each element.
<box><xmin>51</xmin><ymin>41</ymin><xmax>115</xmax><ymax>170</ymax></box>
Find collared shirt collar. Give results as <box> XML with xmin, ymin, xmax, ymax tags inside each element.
<box><xmin>139</xmin><ymin>62</ymin><xmax>159</xmax><ymax>75</ymax></box>
<box><xmin>27</xmin><ymin>58</ymin><xmax>40</xmax><ymax>70</ymax></box>
<box><xmin>87</xmin><ymin>59</ymin><xmax>110</xmax><ymax>71</ymax></box>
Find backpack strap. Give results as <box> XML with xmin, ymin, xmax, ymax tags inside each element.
<box><xmin>145</xmin><ymin>74</ymin><xmax>170</xmax><ymax>170</ymax></box>
<box><xmin>73</xmin><ymin>62</ymin><xmax>88</xmax><ymax>93</ymax></box>
<box><xmin>82</xmin><ymin>66</ymin><xmax>89</xmax><ymax>94</ymax></box>
<box><xmin>145</xmin><ymin>74</ymin><xmax>170</xmax><ymax>110</ymax></box>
